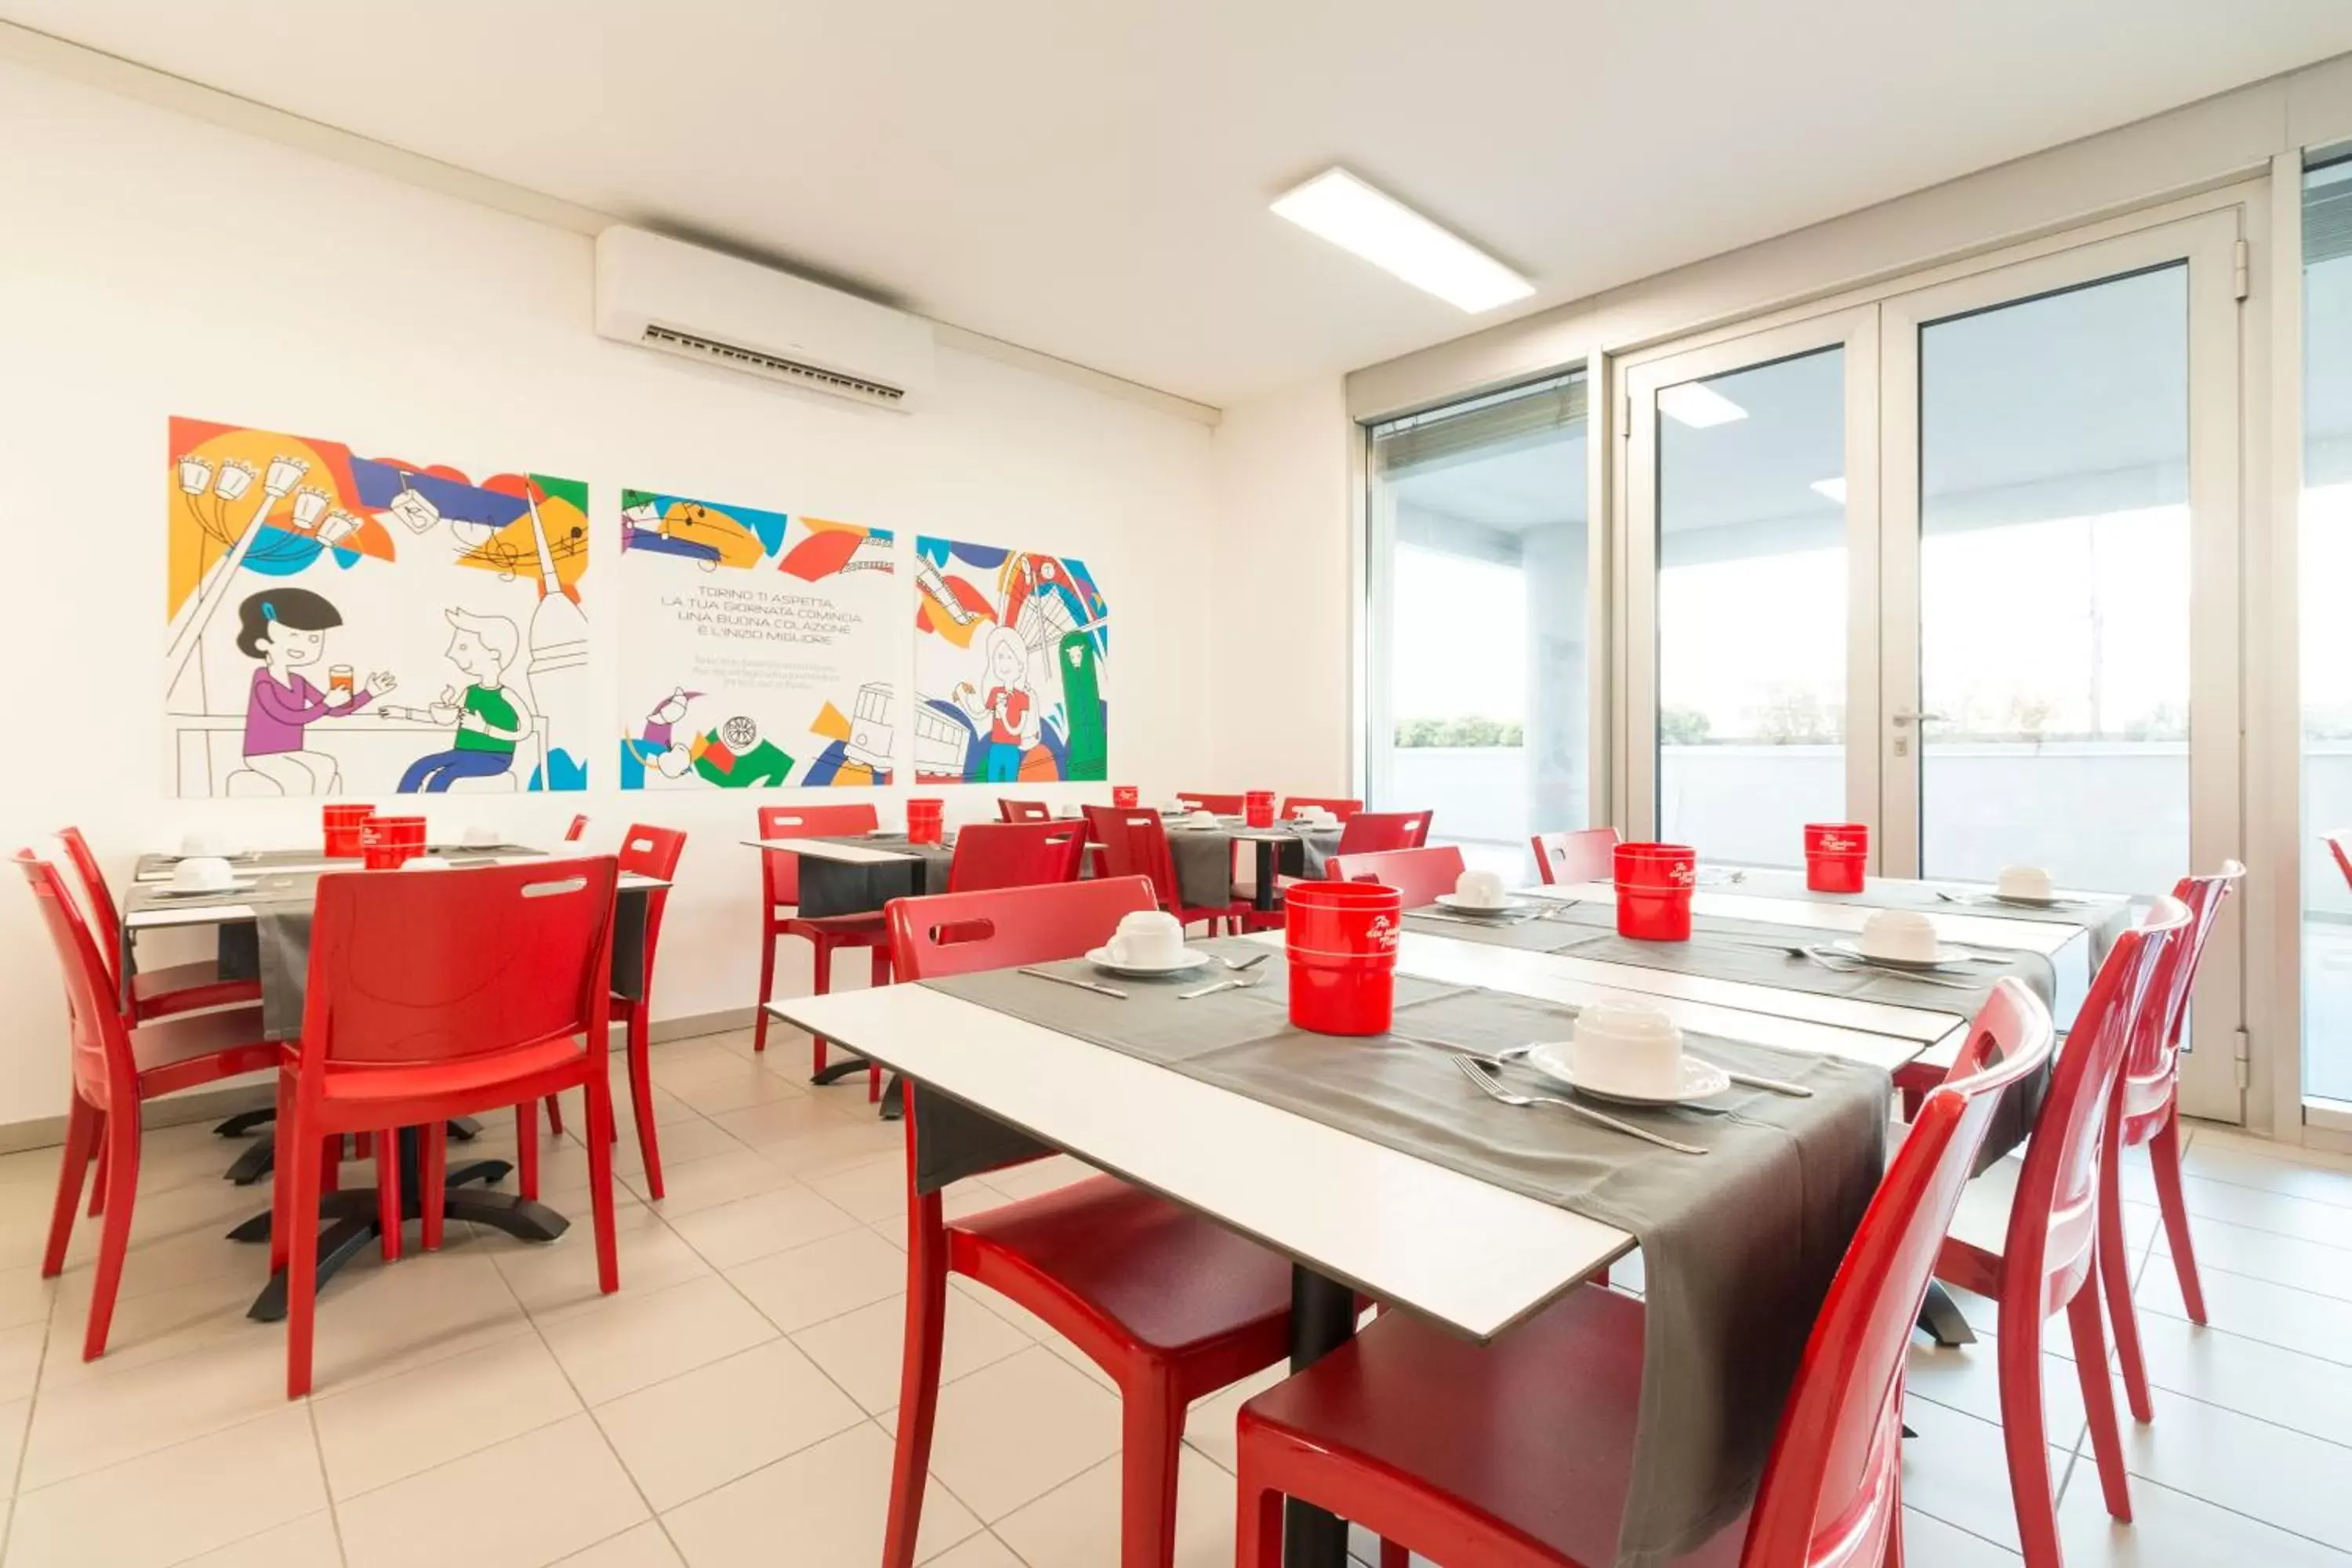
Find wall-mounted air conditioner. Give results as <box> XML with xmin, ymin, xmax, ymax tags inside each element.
<box><xmin>593</xmin><ymin>226</ymin><xmax>936</xmax><ymax>412</ymax></box>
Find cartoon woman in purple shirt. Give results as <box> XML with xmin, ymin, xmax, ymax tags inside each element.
<box><xmin>235</xmin><ymin>589</ymin><xmax>396</xmax><ymax>796</ymax></box>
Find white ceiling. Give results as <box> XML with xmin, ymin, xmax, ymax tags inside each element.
<box><xmin>9</xmin><ymin>2</ymin><xmax>2352</xmax><ymax>407</ymax></box>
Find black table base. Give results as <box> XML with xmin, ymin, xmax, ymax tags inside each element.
<box><xmin>219</xmin><ymin>1115</ymin><xmax>484</xmax><ymax>1187</ymax></box>
<box><xmin>227</xmin><ymin>1127</ymin><xmax>566</xmax><ymax>1322</ymax></box>
<box><xmin>1285</xmin><ymin>1266</ymin><xmax>1358</xmax><ymax>1567</ymax></box>
<box><xmin>1918</xmin><ymin>1280</ymin><xmax>1978</xmax><ymax>1346</ymax></box>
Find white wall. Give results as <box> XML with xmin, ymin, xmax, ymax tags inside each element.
<box><xmin>1207</xmin><ymin>378</ymin><xmax>1353</xmax><ymax>793</ymax></box>
<box><xmin>0</xmin><ymin>60</ymin><xmax>1218</xmax><ymax>1129</ymax></box>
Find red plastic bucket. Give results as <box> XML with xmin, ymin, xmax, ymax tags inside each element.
<box><xmin>1614</xmin><ymin>843</ymin><xmax>1696</xmax><ymax>942</ymax></box>
<box><xmin>359</xmin><ymin>815</ymin><xmax>426</xmax><ymax>870</ymax></box>
<box><xmin>1244</xmin><ymin>789</ymin><xmax>1276</xmax><ymax>829</ymax></box>
<box><xmin>906</xmin><ymin>798</ymin><xmax>946</xmax><ymax>845</ymax></box>
<box><xmin>1111</xmin><ymin>786</ymin><xmax>1139</xmax><ymax>809</ymax></box>
<box><xmin>1285</xmin><ymin>880</ymin><xmax>1403</xmax><ymax>1035</ymax></box>
<box><xmin>322</xmin><ymin>803</ymin><xmax>375</xmax><ymax>858</ymax></box>
<box><xmin>1803</xmin><ymin>822</ymin><xmax>1869</xmax><ymax>894</ymax></box>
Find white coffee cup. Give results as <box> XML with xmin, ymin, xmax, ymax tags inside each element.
<box><xmin>169</xmin><ymin>856</ymin><xmax>234</xmax><ymax>893</ymax></box>
<box><xmin>1859</xmin><ymin>909</ymin><xmax>1940</xmax><ymax>963</ymax></box>
<box><xmin>1454</xmin><ymin>869</ymin><xmax>1508</xmax><ymax>909</ymax></box>
<box><xmin>1996</xmin><ymin>865</ymin><xmax>2055</xmax><ymax>901</ymax></box>
<box><xmin>1106</xmin><ymin>910</ymin><xmax>1187</xmax><ymax>968</ymax></box>
<box><xmin>1186</xmin><ymin>809</ymin><xmax>1222</xmax><ymax>829</ymax></box>
<box><xmin>405</xmin><ymin>855</ymin><xmax>455</xmax><ymax>871</ymax></box>
<box><xmin>460</xmin><ymin>825</ymin><xmax>502</xmax><ymax>848</ymax></box>
<box><xmin>180</xmin><ymin>832</ymin><xmax>231</xmax><ymax>858</ymax></box>
<box><xmin>1570</xmin><ymin>1000</ymin><xmax>1684</xmax><ymax>1098</ymax></box>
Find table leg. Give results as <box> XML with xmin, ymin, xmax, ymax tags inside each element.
<box><xmin>230</xmin><ymin>1126</ymin><xmax>564</xmax><ymax>1323</ymax></box>
<box><xmin>1254</xmin><ymin>841</ymin><xmax>1279</xmax><ymax>914</ymax></box>
<box><xmin>220</xmin><ymin>1118</ymin><xmax>481</xmax><ymax>1188</ymax></box>
<box><xmin>1918</xmin><ymin>1280</ymin><xmax>1977</xmax><ymax>1346</ymax></box>
<box><xmin>1283</xmin><ymin>1266</ymin><xmax>1356</xmax><ymax>1567</ymax></box>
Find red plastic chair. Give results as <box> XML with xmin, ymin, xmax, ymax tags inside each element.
<box><xmin>946</xmin><ymin>820</ymin><xmax>1085</xmax><ymax>892</ymax></box>
<box><xmin>564</xmin><ymin>814</ymin><xmax>590</xmax><ymax>843</ymax></box>
<box><xmin>1332</xmin><ymin>809</ymin><xmax>1432</xmax><ymax>857</ymax></box>
<box><xmin>15</xmin><ymin>851</ymin><xmax>274</xmax><ymax>1361</ymax></box>
<box><xmin>1279</xmin><ymin>797</ymin><xmax>1363</xmax><ymax>822</ymax></box>
<box><xmin>1327</xmin><ymin>844</ymin><xmax>1466</xmax><ymax>910</ymax></box>
<box><xmin>56</xmin><ymin>828</ymin><xmax>261</xmax><ymax>1023</ymax></box>
<box><xmin>997</xmin><ymin>799</ymin><xmax>1054</xmax><ymax>822</ymax></box>
<box><xmin>1082</xmin><ymin>807</ymin><xmax>1243</xmax><ymax>934</ymax></box>
<box><xmin>2100</xmin><ymin>861</ymin><xmax>2242</xmax><ymax>1424</ymax></box>
<box><xmin>272</xmin><ymin>858</ymin><xmax>623</xmax><ymax>1398</ymax></box>
<box><xmin>1235</xmin><ymin>978</ymin><xmax>2056</xmax><ymax>1568</ymax></box>
<box><xmin>544</xmin><ymin>826</ymin><xmax>689</xmax><ymax>1198</ymax></box>
<box><xmin>753</xmin><ymin>803</ymin><xmax>889</xmax><ymax>1100</ymax></box>
<box><xmin>1531</xmin><ymin>827</ymin><xmax>1621</xmax><ymax>886</ymax></box>
<box><xmin>1929</xmin><ymin>895</ymin><xmax>2190</xmax><ymax>1566</ymax></box>
<box><xmin>882</xmin><ymin>877</ymin><xmax>1296</xmax><ymax>1568</ymax></box>
<box><xmin>1175</xmin><ymin>791</ymin><xmax>1246</xmax><ymax>815</ymax></box>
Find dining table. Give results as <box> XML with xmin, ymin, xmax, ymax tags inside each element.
<box><xmin>120</xmin><ymin>844</ymin><xmax>670</xmax><ymax>1321</ymax></box>
<box><xmin>764</xmin><ymin>865</ymin><xmax>2092</xmax><ymax>1568</ymax></box>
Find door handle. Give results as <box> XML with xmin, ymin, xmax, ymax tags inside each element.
<box><xmin>1889</xmin><ymin>711</ymin><xmax>1946</xmax><ymax>728</ymax></box>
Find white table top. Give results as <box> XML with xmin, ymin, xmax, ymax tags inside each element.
<box><xmin>125</xmin><ymin>865</ymin><xmax>670</xmax><ymax>930</ymax></box>
<box><xmin>741</xmin><ymin>835</ymin><xmax>924</xmax><ymax>865</ymax></box>
<box><xmin>771</xmin><ymin>982</ymin><xmax>1633</xmax><ymax>1341</ymax></box>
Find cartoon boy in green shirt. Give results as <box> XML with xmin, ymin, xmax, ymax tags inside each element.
<box><xmin>399</xmin><ymin>609</ymin><xmax>534</xmax><ymax>792</ymax></box>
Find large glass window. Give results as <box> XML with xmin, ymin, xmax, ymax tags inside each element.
<box><xmin>1366</xmin><ymin>372</ymin><xmax>1588</xmax><ymax>880</ymax></box>
<box><xmin>2302</xmin><ymin>148</ymin><xmax>2352</xmax><ymax>1105</ymax></box>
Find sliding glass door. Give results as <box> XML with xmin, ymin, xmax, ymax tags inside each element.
<box><xmin>1626</xmin><ymin>209</ymin><xmax>2246</xmax><ymax>1118</ymax></box>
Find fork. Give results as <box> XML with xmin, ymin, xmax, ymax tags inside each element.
<box><xmin>1451</xmin><ymin>1057</ymin><xmax>1708</xmax><ymax>1155</ymax></box>
<box><xmin>1784</xmin><ymin>946</ymin><xmax>1984</xmax><ymax>991</ymax></box>
<box><xmin>1179</xmin><ymin>972</ymin><xmax>1268</xmax><ymax>1001</ymax></box>
<box><xmin>1217</xmin><ymin>949</ymin><xmax>1273</xmax><ymax>972</ymax></box>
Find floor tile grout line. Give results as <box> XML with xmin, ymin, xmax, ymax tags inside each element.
<box><xmin>301</xmin><ymin>1396</ymin><xmax>351</xmax><ymax>1568</ymax></box>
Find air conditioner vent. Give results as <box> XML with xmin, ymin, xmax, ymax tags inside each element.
<box><xmin>640</xmin><ymin>324</ymin><xmax>908</xmax><ymax>404</ymax></box>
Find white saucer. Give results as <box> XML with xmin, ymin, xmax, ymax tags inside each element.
<box><xmin>1084</xmin><ymin>947</ymin><xmax>1217</xmax><ymax>978</ymax></box>
<box><xmin>1522</xmin><ymin>1044</ymin><xmax>1732</xmax><ymax>1105</ymax></box>
<box><xmin>1987</xmin><ymin>892</ymin><xmax>2068</xmax><ymax>909</ymax></box>
<box><xmin>1831</xmin><ymin>938</ymin><xmax>1976</xmax><ymax>971</ymax></box>
<box><xmin>1435</xmin><ymin>892</ymin><xmax>1526</xmax><ymax>915</ymax></box>
<box><xmin>151</xmin><ymin>880</ymin><xmax>257</xmax><ymax>898</ymax></box>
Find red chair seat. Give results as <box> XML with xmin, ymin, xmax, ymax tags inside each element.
<box><xmin>130</xmin><ymin>961</ymin><xmax>261</xmax><ymax>1020</ymax></box>
<box><xmin>1243</xmin><ymin>1287</ymin><xmax>1744</xmax><ymax>1568</ymax></box>
<box><xmin>308</xmin><ymin>1037</ymin><xmax>590</xmax><ymax>1112</ymax></box>
<box><xmin>955</xmin><ymin>1174</ymin><xmax>1292</xmax><ymax>1364</ymax></box>
<box><xmin>779</xmin><ymin>912</ymin><xmax>891</xmax><ymax>945</ymax></box>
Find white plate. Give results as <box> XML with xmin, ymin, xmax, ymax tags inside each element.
<box><xmin>1986</xmin><ymin>891</ymin><xmax>2071</xmax><ymax>909</ymax></box>
<box><xmin>1434</xmin><ymin>892</ymin><xmax>1527</xmax><ymax>915</ymax></box>
<box><xmin>149</xmin><ymin>880</ymin><xmax>258</xmax><ymax>898</ymax></box>
<box><xmin>1084</xmin><ymin>947</ymin><xmax>1218</xmax><ymax>978</ymax></box>
<box><xmin>1521</xmin><ymin>1044</ymin><xmax>1733</xmax><ymax>1106</ymax></box>
<box><xmin>1831</xmin><ymin>938</ymin><xmax>1977</xmax><ymax>971</ymax></box>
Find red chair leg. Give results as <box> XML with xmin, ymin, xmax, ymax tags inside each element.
<box><xmin>419</xmin><ymin>1124</ymin><xmax>448</xmax><ymax>1251</ymax></box>
<box><xmin>269</xmin><ymin>1074</ymin><xmax>295</xmax><ymax>1276</ymax></box>
<box><xmin>868</xmin><ymin>946</ymin><xmax>891</xmax><ymax>1102</ymax></box>
<box><xmin>1234</xmin><ymin>1463</ymin><xmax>1286</xmax><ymax>1568</ymax></box>
<box><xmin>86</xmin><ymin>1115</ymin><xmax>107</xmax><ymax>1218</ymax></box>
<box><xmin>544</xmin><ymin>1093</ymin><xmax>564</xmax><ymax>1137</ymax></box>
<box><xmin>583</xmin><ymin>1069</ymin><xmax>620</xmax><ymax>1295</ymax></box>
<box><xmin>516</xmin><ymin>1103</ymin><xmax>540</xmax><ymax>1203</ymax></box>
<box><xmin>285</xmin><ymin>1123</ymin><xmax>321</xmax><ymax>1399</ymax></box>
<box><xmin>626</xmin><ymin>1001</ymin><xmax>663</xmax><ymax>1200</ymax></box>
<box><xmin>80</xmin><ymin>1108</ymin><xmax>140</xmax><ymax>1361</ymax></box>
<box><xmin>754</xmin><ymin>924</ymin><xmax>779</xmax><ymax>1053</ymax></box>
<box><xmin>811</xmin><ymin>936</ymin><xmax>834</xmax><ymax>1080</ymax></box>
<box><xmin>2099</xmin><ymin>1131</ymin><xmax>2153</xmax><ymax>1423</ymax></box>
<box><xmin>2149</xmin><ymin>1102</ymin><xmax>2206</xmax><ymax>1323</ymax></box>
<box><xmin>1380</xmin><ymin>1542</ymin><xmax>1410</xmax><ymax>1568</ymax></box>
<box><xmin>1998</xmin><ymin>1301</ymin><xmax>2064</xmax><ymax>1568</ymax></box>
<box><xmin>2068</xmin><ymin>1288</ymin><xmax>2133</xmax><ymax>1525</ymax></box>
<box><xmin>376</xmin><ymin>1130</ymin><xmax>402</xmax><ymax>1262</ymax></box>
<box><xmin>42</xmin><ymin>1092</ymin><xmax>100</xmax><ymax>1279</ymax></box>
<box><xmin>883</xmin><ymin>1192</ymin><xmax>949</xmax><ymax>1568</ymax></box>
<box><xmin>1120</xmin><ymin>1367</ymin><xmax>1183</xmax><ymax>1568</ymax></box>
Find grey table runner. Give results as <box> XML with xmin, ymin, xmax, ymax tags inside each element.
<box><xmin>132</xmin><ymin>844</ymin><xmax>543</xmax><ymax>880</ymax></box>
<box><xmin>1404</xmin><ymin>902</ymin><xmax>2052</xmax><ymax>1169</ymax></box>
<box><xmin>921</xmin><ymin>941</ymin><xmax>1889</xmax><ymax>1568</ymax></box>
<box><xmin>790</xmin><ymin>836</ymin><xmax>952</xmax><ymax>920</ymax></box>
<box><xmin>125</xmin><ymin>869</ymin><xmax>653</xmax><ymax>1041</ymax></box>
<box><xmin>1703</xmin><ymin>867</ymin><xmax>2133</xmax><ymax>956</ymax></box>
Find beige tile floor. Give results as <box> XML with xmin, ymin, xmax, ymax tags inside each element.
<box><xmin>2</xmin><ymin>1023</ymin><xmax>2350</xmax><ymax>1566</ymax></box>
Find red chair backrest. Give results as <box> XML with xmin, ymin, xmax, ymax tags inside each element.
<box><xmin>1279</xmin><ymin>797</ymin><xmax>1363</xmax><ymax>822</ymax></box>
<box><xmin>13</xmin><ymin>851</ymin><xmax>136</xmax><ymax>1112</ymax></box>
<box><xmin>947</xmin><ymin>821</ymin><xmax>1085</xmax><ymax>892</ymax></box>
<box><xmin>53</xmin><ymin>828</ymin><xmax>122</xmax><ymax>986</ymax></box>
<box><xmin>1999</xmin><ymin>895</ymin><xmax>2190</xmax><ymax>1322</ymax></box>
<box><xmin>1742</xmin><ymin>979</ymin><xmax>2056</xmax><ymax>1568</ymax></box>
<box><xmin>564</xmin><ymin>814</ymin><xmax>590</xmax><ymax>843</ymax></box>
<box><xmin>997</xmin><ymin>799</ymin><xmax>1054</xmax><ymax>823</ymax></box>
<box><xmin>2134</xmin><ymin>861</ymin><xmax>2243</xmax><ymax>1076</ymax></box>
<box><xmin>1334</xmin><ymin>810</ymin><xmax>1431</xmax><ymax>857</ymax></box>
<box><xmin>1081</xmin><ymin>806</ymin><xmax>1185</xmax><ymax>911</ymax></box>
<box><xmin>1176</xmin><ymin>792</ymin><xmax>1246</xmax><ymax>815</ymax></box>
<box><xmin>889</xmin><ymin>876</ymin><xmax>1160</xmax><ymax>982</ymax></box>
<box><xmin>1530</xmin><ymin>827</ymin><xmax>1620</xmax><ymax>886</ymax></box>
<box><xmin>292</xmin><ymin>857</ymin><xmax>619</xmax><ymax>1071</ymax></box>
<box><xmin>1326</xmin><ymin>845</ymin><xmax>1466</xmax><ymax>909</ymax></box>
<box><xmin>757</xmin><ymin>803</ymin><xmax>880</xmax><ymax>908</ymax></box>
<box><xmin>618</xmin><ymin>824</ymin><xmax>688</xmax><ymax>993</ymax></box>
